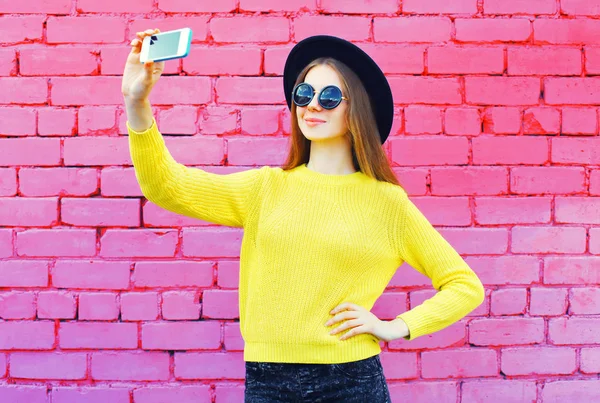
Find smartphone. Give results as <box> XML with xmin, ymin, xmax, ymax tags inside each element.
<box><xmin>139</xmin><ymin>27</ymin><xmax>192</xmax><ymax>63</ymax></box>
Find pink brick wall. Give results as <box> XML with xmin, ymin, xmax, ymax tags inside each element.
<box><xmin>1</xmin><ymin>1</ymin><xmax>599</xmax><ymax>402</ymax></box>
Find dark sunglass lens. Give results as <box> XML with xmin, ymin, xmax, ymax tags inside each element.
<box><xmin>293</xmin><ymin>84</ymin><xmax>313</xmax><ymax>106</ymax></box>
<box><xmin>319</xmin><ymin>86</ymin><xmax>342</xmax><ymax>109</ymax></box>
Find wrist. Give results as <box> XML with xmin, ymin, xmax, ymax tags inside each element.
<box><xmin>388</xmin><ymin>317</ymin><xmax>410</xmax><ymax>341</ymax></box>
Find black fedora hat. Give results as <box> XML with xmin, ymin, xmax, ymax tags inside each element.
<box><xmin>283</xmin><ymin>35</ymin><xmax>394</xmax><ymax>144</ymax></box>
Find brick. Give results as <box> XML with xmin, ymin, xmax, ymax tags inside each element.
<box><xmin>0</xmin><ymin>77</ymin><xmax>47</xmax><ymax>104</ymax></box>
<box><xmin>523</xmin><ymin>107</ymin><xmax>560</xmax><ymax>134</ymax></box>
<box><xmin>388</xmin><ymin>382</ymin><xmax>458</xmax><ymax>402</ymax></box>
<box><xmin>512</xmin><ymin>226</ymin><xmax>586</xmax><ymax>254</ymax></box>
<box><xmin>429</xmin><ymin>46</ymin><xmax>503</xmax><ymax>74</ymax></box>
<box><xmin>53</xmin><ymin>260</ymin><xmax>130</xmax><ymax>290</ymax></box>
<box><xmin>64</xmin><ymin>137</ymin><xmax>130</xmax><ymax>166</ymax></box>
<box><xmin>360</xmin><ymin>44</ymin><xmax>425</xmax><ymax>75</ymax></box>
<box><xmin>202</xmin><ymin>289</ymin><xmax>239</xmax><ymax>319</ymax></box>
<box><xmin>544</xmin><ymin>257</ymin><xmax>600</xmax><ymax>285</ymax></box>
<box><xmin>38</xmin><ymin>108</ymin><xmax>76</xmax><ymax>137</ymax></box>
<box><xmin>535</xmin><ymin>19</ymin><xmax>600</xmax><ymax>45</ymax></box>
<box><xmin>121</xmin><ymin>292</ymin><xmax>158</xmax><ymax>321</ymax></box>
<box><xmin>227</xmin><ymin>137</ymin><xmax>290</xmax><ymax>166</ymax></box>
<box><xmin>0</xmin><ymin>107</ymin><xmax>36</xmax><ymax>136</ymax></box>
<box><xmin>546</xmin><ymin>78</ymin><xmax>600</xmax><ymax>105</ymax></box>
<box><xmin>482</xmin><ymin>107</ymin><xmax>522</xmax><ymax>134</ymax></box>
<box><xmin>241</xmin><ymin>107</ymin><xmax>281</xmax><ymax>135</ymax></box>
<box><xmin>134</xmin><ymin>261</ymin><xmax>213</xmax><ymax>288</ymax></box>
<box><xmin>92</xmin><ymin>352</ymin><xmax>169</xmax><ymax>381</ymax></box>
<box><xmin>199</xmin><ymin>106</ymin><xmax>238</xmax><ymax>135</ymax></box>
<box><xmin>484</xmin><ymin>0</ymin><xmax>556</xmax><ymax>14</ymax></box>
<box><xmin>19</xmin><ymin>168</ymin><xmax>97</xmax><ymax>197</ymax></box>
<box><xmin>174</xmin><ymin>352</ymin><xmax>245</xmax><ymax>380</ymax></box>
<box><xmin>141</xmin><ymin>322</ymin><xmax>220</xmax><ymax>350</ymax></box>
<box><xmin>465</xmin><ymin>77</ymin><xmax>540</xmax><ymax>105</ymax></box>
<box><xmin>0</xmin><ymin>229</ymin><xmax>13</xmax><ymax>257</ymax></box>
<box><xmin>217</xmin><ymin>261</ymin><xmax>240</xmax><ymax>289</ymax></box>
<box><xmin>0</xmin><ymin>49</ymin><xmax>16</xmax><ymax>76</ymax></box>
<box><xmin>404</xmin><ymin>106</ymin><xmax>442</xmax><ymax>134</ymax></box>
<box><xmin>586</xmin><ymin>47</ymin><xmax>600</xmax><ymax>74</ymax></box>
<box><xmin>462</xmin><ymin>380</ymin><xmax>537</xmax><ymax>403</ymax></box>
<box><xmin>0</xmin><ymin>321</ymin><xmax>54</xmax><ymax>349</ymax></box>
<box><xmin>134</xmin><ymin>386</ymin><xmax>211</xmax><ymax>402</ymax></box>
<box><xmin>59</xmin><ymin>323</ymin><xmax>137</xmax><ymax>349</ymax></box>
<box><xmin>592</xmin><ymin>170</ymin><xmax>600</xmax><ymax>195</ymax></box>
<box><xmin>264</xmin><ymin>45</ymin><xmax>294</xmax><ymax>76</ymax></box>
<box><xmin>61</xmin><ymin>198</ymin><xmax>140</xmax><ymax>227</ymax></box>
<box><xmin>156</xmin><ymin>0</ymin><xmax>236</xmax><ymax>12</ymax></box>
<box><xmin>217</xmin><ymin>77</ymin><xmax>283</xmax><ymax>104</ymax></box>
<box><xmin>390</xmin><ymin>136</ymin><xmax>468</xmax><ymax>166</ymax></box>
<box><xmin>569</xmin><ymin>287</ymin><xmax>600</xmax><ymax>314</ymax></box>
<box><xmin>374</xmin><ymin>17</ymin><xmax>452</xmax><ymax>43</ymax></box>
<box><xmin>100</xmin><ymin>229</ymin><xmax>177</xmax><ymax>258</ymax></box>
<box><xmin>37</xmin><ymin>291</ymin><xmax>76</xmax><ymax>319</ymax></box>
<box><xmin>490</xmin><ymin>288</ymin><xmax>527</xmax><ymax>315</ymax></box>
<box><xmin>404</xmin><ymin>196</ymin><xmax>471</xmax><ymax>226</ymax></box>
<box><xmin>431</xmin><ymin>167</ymin><xmax>507</xmax><ymax>196</ymax></box>
<box><xmin>552</xmin><ymin>137</ymin><xmax>600</xmax><ymax>164</ymax></box>
<box><xmin>184</xmin><ymin>46</ymin><xmax>261</xmax><ymax>76</ymax></box>
<box><xmin>17</xmin><ymin>229</ymin><xmax>96</xmax><ymax>257</ymax></box>
<box><xmin>389</xmin><ymin>77</ymin><xmax>461</xmax><ymax>104</ymax></box>
<box><xmin>421</xmin><ymin>349</ymin><xmax>497</xmax><ymax>378</ymax></box>
<box><xmin>79</xmin><ymin>293</ymin><xmax>119</xmax><ymax>320</ymax></box>
<box><xmin>403</xmin><ymin>0</ymin><xmax>476</xmax><ymax>13</ymax></box>
<box><xmin>439</xmin><ymin>228</ymin><xmax>508</xmax><ymax>255</ymax></box>
<box><xmin>51</xmin><ymin>77</ymin><xmax>122</xmax><ymax>105</ymax></box>
<box><xmin>0</xmin><ymin>198</ymin><xmax>57</xmax><ymax>226</ymax></box>
<box><xmin>509</xmin><ymin>46</ymin><xmax>582</xmax><ymax>76</ymax></box>
<box><xmin>456</xmin><ymin>18</ymin><xmax>531</xmax><ymax>42</ymax></box>
<box><xmin>0</xmin><ymin>386</ymin><xmax>46</xmax><ymax>403</ymax></box>
<box><xmin>0</xmin><ymin>16</ymin><xmax>44</xmax><ymax>44</ymax></box>
<box><xmin>501</xmin><ymin>347</ymin><xmax>576</xmax><ymax>376</ymax></box>
<box><xmin>379</xmin><ymin>352</ymin><xmax>418</xmax><ymax>380</ymax></box>
<box><xmin>78</xmin><ymin>106</ymin><xmax>117</xmax><ymax>135</ymax></box>
<box><xmin>469</xmin><ymin>318</ymin><xmax>544</xmax><ymax>346</ymax></box>
<box><xmin>20</xmin><ymin>47</ymin><xmax>98</xmax><ymax>76</ymax></box>
<box><xmin>160</xmin><ymin>137</ymin><xmax>223</xmax><ymax>165</ymax></box>
<box><xmin>555</xmin><ymin>197</ymin><xmax>600</xmax><ymax>224</ymax></box>
<box><xmin>52</xmin><ymin>388</ymin><xmax>130</xmax><ymax>403</ymax></box>
<box><xmin>321</xmin><ymin>0</ymin><xmax>396</xmax><ymax>13</ymax></box>
<box><xmin>529</xmin><ymin>287</ymin><xmax>568</xmax><ymax>316</ymax></box>
<box><xmin>549</xmin><ymin>317</ymin><xmax>600</xmax><ymax>345</ymax></box>
<box><xmin>473</xmin><ymin>136</ymin><xmax>546</xmax><ymax>165</ymax></box>
<box><xmin>581</xmin><ymin>348</ymin><xmax>600</xmax><ymax>374</ymax></box>
<box><xmin>0</xmin><ymin>0</ymin><xmax>70</xmax><ymax>13</ymax></box>
<box><xmin>223</xmin><ymin>322</ymin><xmax>244</xmax><ymax>351</ymax></box>
<box><xmin>0</xmin><ymin>260</ymin><xmax>48</xmax><ymax>287</ymax></box>
<box><xmin>445</xmin><ymin>108</ymin><xmax>481</xmax><ymax>135</ymax></box>
<box><xmin>10</xmin><ymin>352</ymin><xmax>86</xmax><ymax>380</ymax></box>
<box><xmin>77</xmin><ymin>0</ymin><xmax>153</xmax><ymax>12</ymax></box>
<box><xmin>101</xmin><ymin>168</ymin><xmax>141</xmax><ymax>198</ymax></box>
<box><xmin>211</xmin><ymin>16</ymin><xmax>289</xmax><ymax>43</ymax></box>
<box><xmin>475</xmin><ymin>197</ymin><xmax>551</xmax><ymax>225</ymax></box>
<box><xmin>592</xmin><ymin>228</ymin><xmax>600</xmax><ymax>254</ymax></box>
<box><xmin>510</xmin><ymin>167</ymin><xmax>585</xmax><ymax>194</ymax></box>
<box><xmin>294</xmin><ymin>16</ymin><xmax>370</xmax><ymax>42</ymax></box>
<box><xmin>562</xmin><ymin>107</ymin><xmax>597</xmax><ymax>134</ymax></box>
<box><xmin>161</xmin><ymin>291</ymin><xmax>200</xmax><ymax>320</ymax></box>
<box><xmin>143</xmin><ymin>202</ymin><xmax>212</xmax><ymax>227</ymax></box>
<box><xmin>562</xmin><ymin>0</ymin><xmax>600</xmax><ymax>16</ymax></box>
<box><xmin>241</xmin><ymin>0</ymin><xmax>315</xmax><ymax>11</ymax></box>
<box><xmin>0</xmin><ymin>292</ymin><xmax>35</xmax><ymax>319</ymax></box>
<box><xmin>543</xmin><ymin>380</ymin><xmax>600</xmax><ymax>401</ymax></box>
<box><xmin>47</xmin><ymin>17</ymin><xmax>125</xmax><ymax>44</ymax></box>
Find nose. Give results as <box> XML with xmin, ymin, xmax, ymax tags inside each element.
<box><xmin>307</xmin><ymin>92</ymin><xmax>321</xmax><ymax>111</ymax></box>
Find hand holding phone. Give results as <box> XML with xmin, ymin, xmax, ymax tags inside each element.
<box><xmin>140</xmin><ymin>27</ymin><xmax>192</xmax><ymax>63</ymax></box>
<box><xmin>122</xmin><ymin>28</ymin><xmax>165</xmax><ymax>102</ymax></box>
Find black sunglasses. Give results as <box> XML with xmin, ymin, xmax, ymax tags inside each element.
<box><xmin>292</xmin><ymin>83</ymin><xmax>349</xmax><ymax>110</ymax></box>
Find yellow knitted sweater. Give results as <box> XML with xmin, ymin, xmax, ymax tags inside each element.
<box><xmin>127</xmin><ymin>117</ymin><xmax>485</xmax><ymax>364</ymax></box>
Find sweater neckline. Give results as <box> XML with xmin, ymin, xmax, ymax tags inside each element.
<box><xmin>293</xmin><ymin>163</ymin><xmax>367</xmax><ymax>186</ymax></box>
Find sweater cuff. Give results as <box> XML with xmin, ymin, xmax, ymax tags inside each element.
<box><xmin>395</xmin><ymin>310</ymin><xmax>429</xmax><ymax>341</ymax></box>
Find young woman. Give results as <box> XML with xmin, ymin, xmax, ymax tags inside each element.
<box><xmin>123</xmin><ymin>31</ymin><xmax>485</xmax><ymax>403</ymax></box>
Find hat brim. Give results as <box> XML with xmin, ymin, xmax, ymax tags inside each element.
<box><xmin>283</xmin><ymin>35</ymin><xmax>394</xmax><ymax>144</ymax></box>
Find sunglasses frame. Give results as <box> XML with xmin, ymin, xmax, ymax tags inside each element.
<box><xmin>292</xmin><ymin>83</ymin><xmax>349</xmax><ymax>110</ymax></box>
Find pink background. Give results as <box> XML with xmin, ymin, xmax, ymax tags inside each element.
<box><xmin>1</xmin><ymin>0</ymin><xmax>600</xmax><ymax>402</ymax></box>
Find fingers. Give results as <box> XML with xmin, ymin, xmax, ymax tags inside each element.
<box><xmin>130</xmin><ymin>28</ymin><xmax>160</xmax><ymax>55</ymax></box>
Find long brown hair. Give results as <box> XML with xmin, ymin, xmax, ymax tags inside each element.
<box><xmin>280</xmin><ymin>57</ymin><xmax>402</xmax><ymax>187</ymax></box>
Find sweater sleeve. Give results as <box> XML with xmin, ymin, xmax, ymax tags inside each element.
<box><xmin>127</xmin><ymin>117</ymin><xmax>267</xmax><ymax>228</ymax></box>
<box><xmin>392</xmin><ymin>189</ymin><xmax>485</xmax><ymax>341</ymax></box>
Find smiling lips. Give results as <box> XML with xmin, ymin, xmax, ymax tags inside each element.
<box><xmin>305</xmin><ymin>118</ymin><xmax>326</xmax><ymax>126</ymax></box>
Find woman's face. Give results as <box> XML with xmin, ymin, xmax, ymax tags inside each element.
<box><xmin>296</xmin><ymin>64</ymin><xmax>349</xmax><ymax>142</ymax></box>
